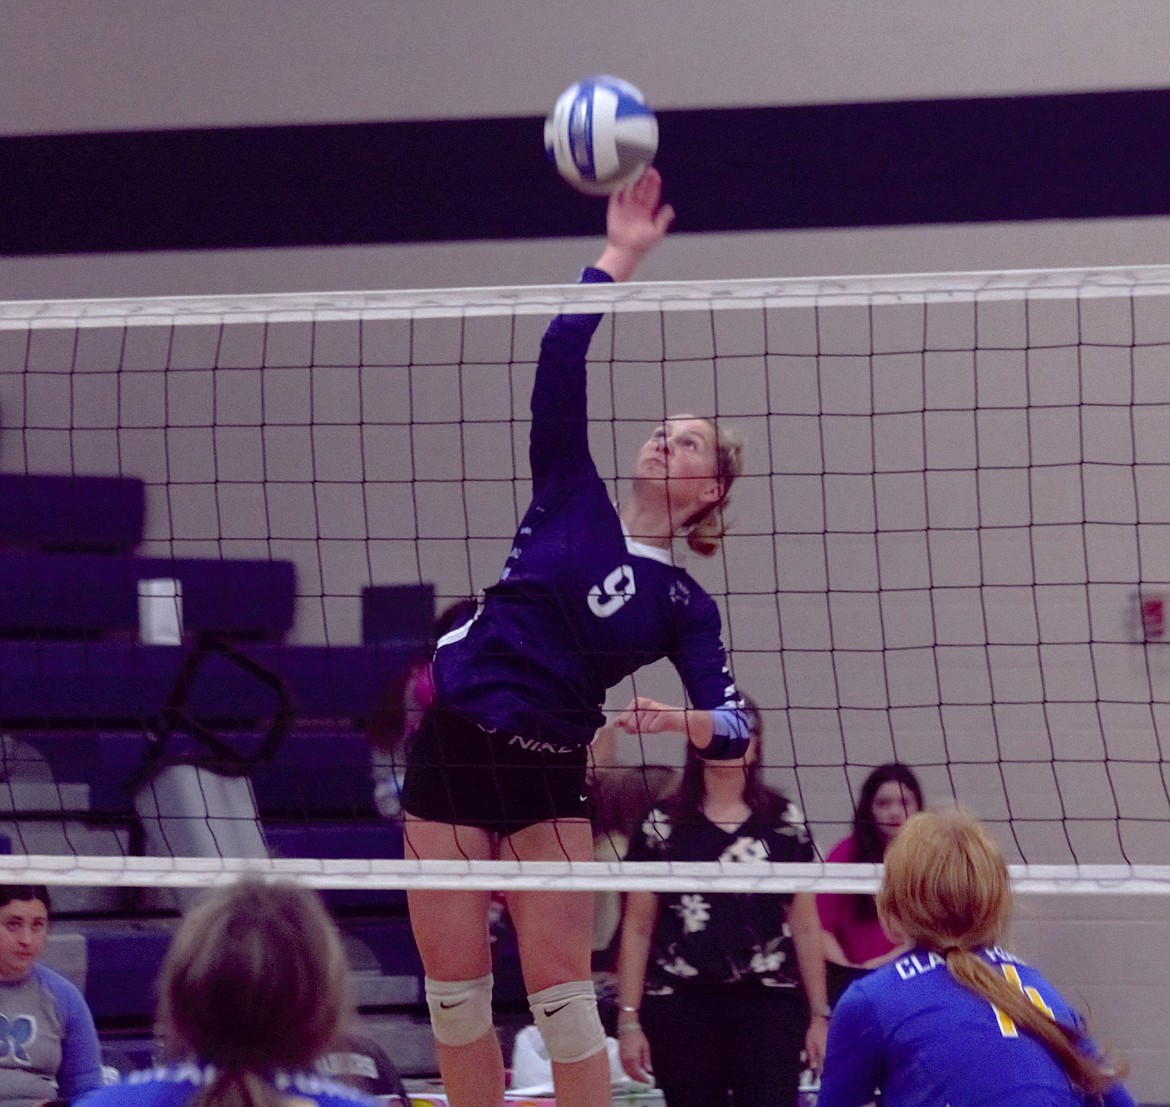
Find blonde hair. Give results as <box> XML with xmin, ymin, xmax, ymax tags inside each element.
<box><xmin>683</xmin><ymin>421</ymin><xmax>744</xmax><ymax>557</ymax></box>
<box><xmin>877</xmin><ymin>810</ymin><xmax>1124</xmax><ymax>1095</ymax></box>
<box><xmin>156</xmin><ymin>878</ymin><xmax>352</xmax><ymax>1107</ymax></box>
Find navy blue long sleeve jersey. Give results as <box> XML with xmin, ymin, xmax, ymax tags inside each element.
<box><xmin>817</xmin><ymin>945</ymin><xmax>1135</xmax><ymax>1107</ymax></box>
<box><xmin>433</xmin><ymin>268</ymin><xmax>746</xmax><ymax>753</ymax></box>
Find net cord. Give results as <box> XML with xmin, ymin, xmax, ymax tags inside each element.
<box><xmin>5</xmin><ymin>264</ymin><xmax>1170</xmax><ymax>330</ymax></box>
<box><xmin>0</xmin><ymin>856</ymin><xmax>1167</xmax><ymax>894</ymax></box>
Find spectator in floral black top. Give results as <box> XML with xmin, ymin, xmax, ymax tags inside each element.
<box><xmin>615</xmin><ymin>701</ymin><xmax>829</xmax><ymax>1107</ymax></box>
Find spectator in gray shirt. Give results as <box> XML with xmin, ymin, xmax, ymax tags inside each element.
<box><xmin>0</xmin><ymin>885</ymin><xmax>102</xmax><ymax>1107</ymax></box>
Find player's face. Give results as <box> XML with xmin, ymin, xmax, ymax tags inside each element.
<box><xmin>634</xmin><ymin>416</ymin><xmax>720</xmax><ymax>514</ymax></box>
<box><xmin>0</xmin><ymin>898</ymin><xmax>48</xmax><ymax>981</ymax></box>
<box><xmin>871</xmin><ymin>781</ymin><xmax>919</xmax><ymax>845</ymax></box>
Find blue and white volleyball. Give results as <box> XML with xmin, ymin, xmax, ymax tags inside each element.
<box><xmin>544</xmin><ymin>76</ymin><xmax>658</xmax><ymax>195</ymax></box>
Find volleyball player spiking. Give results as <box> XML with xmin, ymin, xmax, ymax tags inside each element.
<box><xmin>400</xmin><ymin>168</ymin><xmax>752</xmax><ymax>1107</ymax></box>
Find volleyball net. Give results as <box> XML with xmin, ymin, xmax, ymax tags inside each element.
<box><xmin>3</xmin><ymin>265</ymin><xmax>1170</xmax><ymax>895</ymax></box>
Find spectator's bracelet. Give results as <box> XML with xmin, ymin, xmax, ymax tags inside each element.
<box><xmin>810</xmin><ymin>1004</ymin><xmax>832</xmax><ymax>1020</ymax></box>
<box><xmin>617</xmin><ymin>1005</ymin><xmax>642</xmax><ymax>1034</ymax></box>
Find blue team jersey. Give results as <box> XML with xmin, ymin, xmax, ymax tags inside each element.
<box><xmin>76</xmin><ymin>1064</ymin><xmax>375</xmax><ymax>1107</ymax></box>
<box><xmin>817</xmin><ymin>945</ymin><xmax>1135</xmax><ymax>1107</ymax></box>
<box><xmin>434</xmin><ymin>268</ymin><xmax>743</xmax><ymax>750</ymax></box>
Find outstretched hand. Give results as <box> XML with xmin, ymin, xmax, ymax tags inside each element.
<box><xmin>608</xmin><ymin>168</ymin><xmax>675</xmax><ymax>256</ymax></box>
<box><xmin>595</xmin><ymin>168</ymin><xmax>676</xmax><ymax>282</ymax></box>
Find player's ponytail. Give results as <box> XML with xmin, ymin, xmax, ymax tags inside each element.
<box><xmin>684</xmin><ymin>422</ymin><xmax>743</xmax><ymax>557</ymax></box>
<box><xmin>941</xmin><ymin>946</ymin><xmax>1121</xmax><ymax>1095</ymax></box>
<box><xmin>192</xmin><ymin>1069</ymin><xmax>281</xmax><ymax>1107</ymax></box>
<box><xmin>877</xmin><ymin>810</ymin><xmax>1126</xmax><ymax>1096</ymax></box>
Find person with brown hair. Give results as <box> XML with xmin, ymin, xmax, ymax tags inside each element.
<box><xmin>615</xmin><ymin>701</ymin><xmax>828</xmax><ymax>1107</ymax></box>
<box><xmin>76</xmin><ymin>879</ymin><xmax>367</xmax><ymax>1107</ymax></box>
<box><xmin>817</xmin><ymin>763</ymin><xmax>924</xmax><ymax>1004</ymax></box>
<box><xmin>816</xmin><ymin>809</ymin><xmax>1134</xmax><ymax>1107</ymax></box>
<box><xmin>0</xmin><ymin>885</ymin><xmax>102</xmax><ymax>1107</ymax></box>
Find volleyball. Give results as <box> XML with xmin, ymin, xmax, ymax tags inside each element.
<box><xmin>544</xmin><ymin>76</ymin><xmax>658</xmax><ymax>195</ymax></box>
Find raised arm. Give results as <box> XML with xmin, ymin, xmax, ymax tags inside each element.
<box><xmin>530</xmin><ymin>169</ymin><xmax>674</xmax><ymax>489</ymax></box>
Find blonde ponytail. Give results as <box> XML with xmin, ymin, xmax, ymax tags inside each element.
<box><xmin>943</xmin><ymin>947</ymin><xmax>1122</xmax><ymax>1095</ymax></box>
<box><xmin>684</xmin><ymin>423</ymin><xmax>744</xmax><ymax>557</ymax></box>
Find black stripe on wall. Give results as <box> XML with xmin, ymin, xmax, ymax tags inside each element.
<box><xmin>4</xmin><ymin>87</ymin><xmax>1170</xmax><ymax>256</ymax></box>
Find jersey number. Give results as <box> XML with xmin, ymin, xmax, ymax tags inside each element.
<box><xmin>588</xmin><ymin>564</ymin><xmax>636</xmax><ymax>618</ymax></box>
<box><xmin>991</xmin><ymin>963</ymin><xmax>1055</xmax><ymax>1037</ymax></box>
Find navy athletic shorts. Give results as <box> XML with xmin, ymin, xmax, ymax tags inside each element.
<box><xmin>401</xmin><ymin>705</ymin><xmax>591</xmax><ymax>835</ymax></box>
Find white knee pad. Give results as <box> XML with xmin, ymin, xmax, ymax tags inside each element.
<box><xmin>425</xmin><ymin>973</ymin><xmax>494</xmax><ymax>1047</ymax></box>
<box><xmin>528</xmin><ymin>980</ymin><xmax>606</xmax><ymax>1064</ymax></box>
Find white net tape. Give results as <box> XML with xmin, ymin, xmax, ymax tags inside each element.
<box><xmin>5</xmin><ymin>264</ymin><xmax>1170</xmax><ymax>330</ymax></box>
<box><xmin>0</xmin><ymin>856</ymin><xmax>1167</xmax><ymax>895</ymax></box>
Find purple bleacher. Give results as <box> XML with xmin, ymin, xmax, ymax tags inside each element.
<box><xmin>5</xmin><ymin>581</ymin><xmax>430</xmax><ymax>814</ymax></box>
<box><xmin>35</xmin><ymin>726</ymin><xmax>382</xmax><ymax>818</ymax></box>
<box><xmin>0</xmin><ymin>552</ymin><xmax>296</xmax><ymax>639</ymax></box>
<box><xmin>249</xmin><ymin>728</ymin><xmax>379</xmax><ymax>815</ymax></box>
<box><xmin>337</xmin><ymin>916</ymin><xmax>425</xmax><ymax>979</ymax></box>
<box><xmin>0</xmin><ymin>474</ymin><xmax>145</xmax><ymax>553</ymax></box>
<box><xmin>363</xmin><ymin>582</ymin><xmax>435</xmax><ymax>646</ymax></box>
<box><xmin>0</xmin><ymin>642</ymin><xmax>180</xmax><ymax>721</ymax></box>
<box><xmin>9</xmin><ymin>638</ymin><xmax>423</xmax><ymax>829</ymax></box>
<box><xmin>83</xmin><ymin>927</ymin><xmax>173</xmax><ymax>1020</ymax></box>
<box><xmin>264</xmin><ymin>819</ymin><xmax>404</xmax><ymax>860</ymax></box>
<box><xmin>154</xmin><ymin>556</ymin><xmax>296</xmax><ymax>639</ymax></box>
<box><xmin>0</xmin><ymin>561</ymin><xmax>443</xmax><ymax>1032</ymax></box>
<box><xmin>345</xmin><ymin>916</ymin><xmax>524</xmax><ymax>1005</ymax></box>
<box><xmin>264</xmin><ymin>819</ymin><xmax>406</xmax><ymax>910</ymax></box>
<box><xmin>0</xmin><ymin>641</ymin><xmax>418</xmax><ymax>723</ymax></box>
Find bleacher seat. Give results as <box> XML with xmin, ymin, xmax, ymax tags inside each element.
<box><xmin>263</xmin><ymin>817</ymin><xmax>403</xmax><ymax>860</ymax></box>
<box><xmin>0</xmin><ymin>474</ymin><xmax>145</xmax><ymax>553</ymax></box>
<box><xmin>0</xmin><ymin>641</ymin><xmax>418</xmax><ymax>728</ymax></box>
<box><xmin>264</xmin><ymin>817</ymin><xmax>406</xmax><ymax>911</ymax></box>
<box><xmin>80</xmin><ymin>922</ymin><xmax>174</xmax><ymax>1020</ymax></box>
<box><xmin>0</xmin><ymin>551</ymin><xmax>296</xmax><ymax>640</ymax></box>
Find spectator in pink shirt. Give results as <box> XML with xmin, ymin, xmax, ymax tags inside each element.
<box><xmin>817</xmin><ymin>764</ymin><xmax>924</xmax><ymax>1005</ymax></box>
